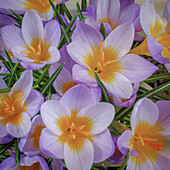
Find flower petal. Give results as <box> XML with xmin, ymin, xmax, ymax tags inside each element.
<box><xmin>20</xmin><ymin>62</ymin><xmax>46</xmax><ymax>70</ymax></box>
<box><xmin>67</xmin><ymin>41</ymin><xmax>93</xmax><ymax>67</ymax></box>
<box><xmin>103</xmin><ymin>23</ymin><xmax>134</xmax><ymax>60</ymax></box>
<box><xmin>102</xmin><ymin>72</ymin><xmax>133</xmax><ymax>98</ymax></box>
<box><xmin>72</xmin><ymin>21</ymin><xmax>103</xmax><ymax>47</ymax></box>
<box><xmin>40</xmin><ymin>128</ymin><xmax>64</xmax><ymax>159</ymax></box>
<box><xmin>1</xmin><ymin>25</ymin><xmax>25</xmax><ymax>49</ymax></box>
<box><xmin>0</xmin><ymin>123</ymin><xmax>7</xmax><ymax>137</ymax></box>
<box><xmin>77</xmin><ymin>103</ymin><xmax>115</xmax><ymax>135</ymax></box>
<box><xmin>60</xmin><ymin>85</ymin><xmax>97</xmax><ymax>112</ymax></box>
<box><xmin>165</xmin><ymin>63</ymin><xmax>170</xmax><ymax>73</ymax></box>
<box><xmin>72</xmin><ymin>64</ymin><xmax>97</xmax><ymax>87</ymax></box>
<box><xmin>44</xmin><ymin>20</ymin><xmax>61</xmax><ymax>47</ymax></box>
<box><xmin>92</xmin><ymin>129</ymin><xmax>114</xmax><ymax>163</ymax></box>
<box><xmin>64</xmin><ymin>139</ymin><xmax>94</xmax><ymax>170</ymax></box>
<box><xmin>25</xmin><ymin>89</ymin><xmax>44</xmax><ymax>118</ymax></box>
<box><xmin>6</xmin><ymin>112</ymin><xmax>31</xmax><ymax>138</ymax></box>
<box><xmin>120</xmin><ymin>54</ymin><xmax>158</xmax><ymax>83</ymax></box>
<box><xmin>22</xmin><ymin>10</ymin><xmax>44</xmax><ymax>46</ymax></box>
<box><xmin>131</xmin><ymin>98</ymin><xmax>159</xmax><ymax>131</ymax></box>
<box><xmin>41</xmin><ymin>100</ymin><xmax>71</xmax><ymax>135</ymax></box>
<box><xmin>0</xmin><ymin>77</ymin><xmax>7</xmax><ymax>89</ymax></box>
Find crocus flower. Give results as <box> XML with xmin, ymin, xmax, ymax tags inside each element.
<box><xmin>0</xmin><ymin>0</ymin><xmax>68</xmax><ymax>21</ymax></box>
<box><xmin>131</xmin><ymin>0</ymin><xmax>170</xmax><ymax>64</ymax></box>
<box><xmin>118</xmin><ymin>98</ymin><xmax>170</xmax><ymax>169</ymax></box>
<box><xmin>19</xmin><ymin>115</ymin><xmax>45</xmax><ymax>155</ymax></box>
<box><xmin>67</xmin><ymin>21</ymin><xmax>158</xmax><ymax>98</ymax></box>
<box><xmin>0</xmin><ymin>70</ymin><xmax>44</xmax><ymax>138</ymax></box>
<box><xmin>40</xmin><ymin>85</ymin><xmax>115</xmax><ymax>170</ymax></box>
<box><xmin>0</xmin><ymin>154</ymin><xmax>49</xmax><ymax>169</ymax></box>
<box><xmin>1</xmin><ymin>10</ymin><xmax>61</xmax><ymax>70</ymax></box>
<box><xmin>0</xmin><ymin>134</ymin><xmax>14</xmax><ymax>144</ymax></box>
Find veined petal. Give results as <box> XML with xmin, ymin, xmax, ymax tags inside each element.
<box><xmin>44</xmin><ymin>20</ymin><xmax>61</xmax><ymax>47</ymax></box>
<box><xmin>51</xmin><ymin>159</ymin><xmax>63</xmax><ymax>170</ymax></box>
<box><xmin>131</xmin><ymin>98</ymin><xmax>159</xmax><ymax>131</ymax></box>
<box><xmin>120</xmin><ymin>54</ymin><xmax>158</xmax><ymax>83</ymax></box>
<box><xmin>20</xmin><ymin>62</ymin><xmax>46</xmax><ymax>70</ymax></box>
<box><xmin>40</xmin><ymin>128</ymin><xmax>64</xmax><ymax>159</ymax></box>
<box><xmin>72</xmin><ymin>21</ymin><xmax>103</xmax><ymax>47</ymax></box>
<box><xmin>103</xmin><ymin>23</ymin><xmax>134</xmax><ymax>60</ymax></box>
<box><xmin>117</xmin><ymin>130</ymin><xmax>133</xmax><ymax>155</ymax></box>
<box><xmin>0</xmin><ymin>156</ymin><xmax>17</xmax><ymax>170</ymax></box>
<box><xmin>1</xmin><ymin>25</ymin><xmax>25</xmax><ymax>49</ymax></box>
<box><xmin>36</xmin><ymin>7</ymin><xmax>54</xmax><ymax>21</ymax></box>
<box><xmin>0</xmin><ymin>0</ymin><xmax>26</xmax><ymax>11</ymax></box>
<box><xmin>119</xmin><ymin>0</ymin><xmax>134</xmax><ymax>14</ymax></box>
<box><xmin>10</xmin><ymin>70</ymin><xmax>33</xmax><ymax>104</ymax></box>
<box><xmin>64</xmin><ymin>139</ymin><xmax>94</xmax><ymax>170</ymax></box>
<box><xmin>102</xmin><ymin>72</ymin><xmax>133</xmax><ymax>98</ymax></box>
<box><xmin>25</xmin><ymin>89</ymin><xmax>44</xmax><ymax>118</ymax></box>
<box><xmin>22</xmin><ymin>10</ymin><xmax>44</xmax><ymax>46</ymax></box>
<box><xmin>67</xmin><ymin>41</ymin><xmax>93</xmax><ymax>67</ymax></box>
<box><xmin>60</xmin><ymin>85</ymin><xmax>96</xmax><ymax>113</ymax></box>
<box><xmin>118</xmin><ymin>4</ymin><xmax>139</xmax><ymax>25</ymax></box>
<box><xmin>0</xmin><ymin>123</ymin><xmax>7</xmax><ymax>137</ymax></box>
<box><xmin>77</xmin><ymin>103</ymin><xmax>115</xmax><ymax>135</ymax></box>
<box><xmin>0</xmin><ymin>77</ymin><xmax>7</xmax><ymax>89</ymax></box>
<box><xmin>96</xmin><ymin>0</ymin><xmax>120</xmax><ymax>29</ymax></box>
<box><xmin>165</xmin><ymin>63</ymin><xmax>170</xmax><ymax>73</ymax></box>
<box><xmin>163</xmin><ymin>0</ymin><xmax>170</xmax><ymax>22</ymax></box>
<box><xmin>72</xmin><ymin>64</ymin><xmax>97</xmax><ymax>87</ymax></box>
<box><xmin>6</xmin><ymin>112</ymin><xmax>31</xmax><ymax>138</ymax></box>
<box><xmin>92</xmin><ymin>129</ymin><xmax>114</xmax><ymax>163</ymax></box>
<box><xmin>140</xmin><ymin>0</ymin><xmax>156</xmax><ymax>35</ymax></box>
<box><xmin>41</xmin><ymin>100</ymin><xmax>71</xmax><ymax>135</ymax></box>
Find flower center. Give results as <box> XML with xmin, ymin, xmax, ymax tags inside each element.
<box><xmin>133</xmin><ymin>135</ymin><xmax>163</xmax><ymax>151</ymax></box>
<box><xmin>65</xmin><ymin>118</ymin><xmax>90</xmax><ymax>140</ymax></box>
<box><xmin>158</xmin><ymin>35</ymin><xmax>170</xmax><ymax>52</ymax></box>
<box><xmin>95</xmin><ymin>42</ymin><xmax>117</xmax><ymax>74</ymax></box>
<box><xmin>19</xmin><ymin>162</ymin><xmax>40</xmax><ymax>170</ymax></box>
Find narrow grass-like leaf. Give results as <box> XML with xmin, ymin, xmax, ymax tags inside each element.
<box><xmin>46</xmin><ymin>86</ymin><xmax>52</xmax><ymax>100</ymax></box>
<box><xmin>76</xmin><ymin>2</ymin><xmax>83</xmax><ymax>20</ymax></box>
<box><xmin>57</xmin><ymin>4</ymin><xmax>64</xmax><ymax>15</ymax></box>
<box><xmin>66</xmin><ymin>14</ymin><xmax>78</xmax><ymax>32</ymax></box>
<box><xmin>40</xmin><ymin>62</ymin><xmax>65</xmax><ymax>95</ymax></box>
<box><xmin>0</xmin><ymin>73</ymin><xmax>11</xmax><ymax>77</ymax></box>
<box><xmin>100</xmin><ymin>23</ymin><xmax>107</xmax><ymax>40</ymax></box>
<box><xmin>0</xmin><ymin>55</ymin><xmax>11</xmax><ymax>72</ymax></box>
<box><xmin>63</xmin><ymin>4</ymin><xmax>72</xmax><ymax>21</ymax></box>
<box><xmin>144</xmin><ymin>73</ymin><xmax>170</xmax><ymax>83</ymax></box>
<box><xmin>34</xmin><ymin>64</ymin><xmax>51</xmax><ymax>87</ymax></box>
<box><xmin>109</xmin><ymin>124</ymin><xmax>120</xmax><ymax>136</ymax></box>
<box><xmin>4</xmin><ymin>48</ymin><xmax>13</xmax><ymax>69</ymax></box>
<box><xmin>94</xmin><ymin>71</ymin><xmax>111</xmax><ymax>103</ymax></box>
<box><xmin>0</xmin><ymin>139</ymin><xmax>15</xmax><ymax>155</ymax></box>
<box><xmin>81</xmin><ymin>0</ymin><xmax>87</xmax><ymax>11</ymax></box>
<box><xmin>8</xmin><ymin>9</ymin><xmax>22</xmax><ymax>23</ymax></box>
<box><xmin>118</xmin><ymin>145</ymin><xmax>132</xmax><ymax>170</ymax></box>
<box><xmin>61</xmin><ymin>26</ymin><xmax>70</xmax><ymax>44</ymax></box>
<box><xmin>115</xmin><ymin>81</ymin><xmax>170</xmax><ymax>120</ymax></box>
<box><xmin>49</xmin><ymin>0</ymin><xmax>67</xmax><ymax>28</ymax></box>
<box><xmin>0</xmin><ymin>88</ymin><xmax>11</xmax><ymax>93</ymax></box>
<box><xmin>15</xmin><ymin>138</ymin><xmax>20</xmax><ymax>166</ymax></box>
<box><xmin>8</xmin><ymin>62</ymin><xmax>19</xmax><ymax>87</ymax></box>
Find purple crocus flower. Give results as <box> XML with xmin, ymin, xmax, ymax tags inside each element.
<box><xmin>67</xmin><ymin>21</ymin><xmax>158</xmax><ymax>99</ymax></box>
<box><xmin>0</xmin><ymin>70</ymin><xmax>44</xmax><ymax>138</ymax></box>
<box><xmin>1</xmin><ymin>10</ymin><xmax>61</xmax><ymax>70</ymax></box>
<box><xmin>0</xmin><ymin>0</ymin><xmax>69</xmax><ymax>21</ymax></box>
<box><xmin>0</xmin><ymin>134</ymin><xmax>14</xmax><ymax>144</ymax></box>
<box><xmin>40</xmin><ymin>85</ymin><xmax>115</xmax><ymax>170</ymax></box>
<box><xmin>118</xmin><ymin>98</ymin><xmax>170</xmax><ymax>169</ymax></box>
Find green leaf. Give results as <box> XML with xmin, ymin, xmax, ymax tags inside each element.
<box><xmin>8</xmin><ymin>9</ymin><xmax>23</xmax><ymax>23</ymax></box>
<box><xmin>76</xmin><ymin>2</ymin><xmax>86</xmax><ymax>22</ymax></box>
<box><xmin>100</xmin><ymin>23</ymin><xmax>107</xmax><ymax>40</ymax></box>
<box><xmin>63</xmin><ymin>4</ymin><xmax>72</xmax><ymax>21</ymax></box>
<box><xmin>34</xmin><ymin>64</ymin><xmax>51</xmax><ymax>87</ymax></box>
<box><xmin>94</xmin><ymin>71</ymin><xmax>111</xmax><ymax>103</ymax></box>
<box><xmin>0</xmin><ymin>73</ymin><xmax>11</xmax><ymax>77</ymax></box>
<box><xmin>0</xmin><ymin>55</ymin><xmax>11</xmax><ymax>72</ymax></box>
<box><xmin>40</xmin><ymin>62</ymin><xmax>65</xmax><ymax>95</ymax></box>
<box><xmin>49</xmin><ymin>0</ymin><xmax>67</xmax><ymax>28</ymax></box>
<box><xmin>115</xmin><ymin>81</ymin><xmax>170</xmax><ymax>120</ymax></box>
<box><xmin>81</xmin><ymin>0</ymin><xmax>87</xmax><ymax>11</ymax></box>
<box><xmin>0</xmin><ymin>88</ymin><xmax>11</xmax><ymax>93</ymax></box>
<box><xmin>15</xmin><ymin>138</ymin><xmax>21</xmax><ymax>166</ymax></box>
<box><xmin>8</xmin><ymin>61</ymin><xmax>20</xmax><ymax>87</ymax></box>
<box><xmin>4</xmin><ymin>48</ymin><xmax>13</xmax><ymax>69</ymax></box>
<box><xmin>61</xmin><ymin>26</ymin><xmax>71</xmax><ymax>44</ymax></box>
<box><xmin>0</xmin><ymin>139</ymin><xmax>15</xmax><ymax>155</ymax></box>
<box><xmin>144</xmin><ymin>73</ymin><xmax>170</xmax><ymax>83</ymax></box>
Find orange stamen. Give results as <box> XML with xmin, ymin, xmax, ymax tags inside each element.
<box><xmin>143</xmin><ymin>139</ymin><xmax>163</xmax><ymax>151</ymax></box>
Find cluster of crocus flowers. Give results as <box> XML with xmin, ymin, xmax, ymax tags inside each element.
<box><xmin>0</xmin><ymin>0</ymin><xmax>68</xmax><ymax>21</ymax></box>
<box><xmin>118</xmin><ymin>98</ymin><xmax>170</xmax><ymax>169</ymax></box>
<box><xmin>40</xmin><ymin>85</ymin><xmax>115</xmax><ymax>170</ymax></box>
<box><xmin>67</xmin><ymin>21</ymin><xmax>158</xmax><ymax>99</ymax></box>
<box><xmin>0</xmin><ymin>70</ymin><xmax>43</xmax><ymax>137</ymax></box>
<box><xmin>1</xmin><ymin>10</ymin><xmax>61</xmax><ymax>70</ymax></box>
